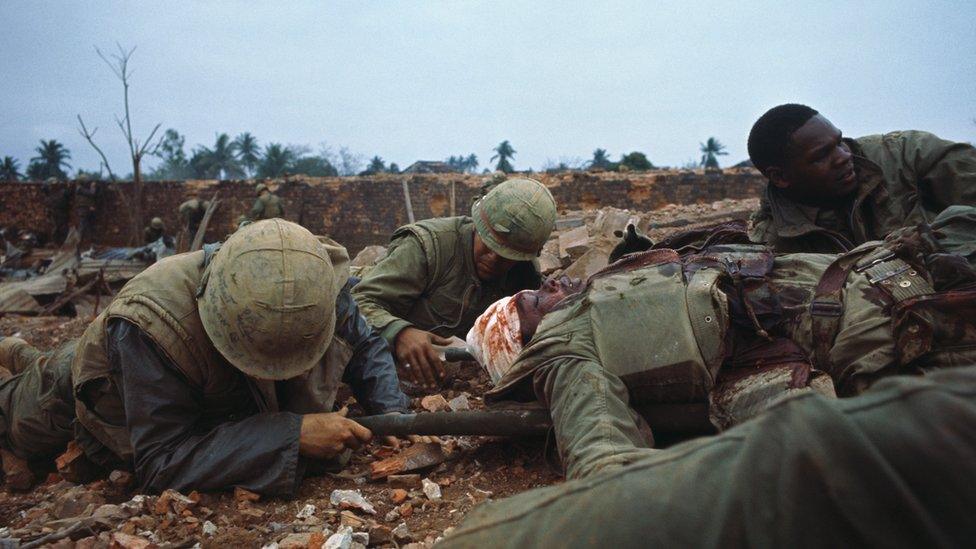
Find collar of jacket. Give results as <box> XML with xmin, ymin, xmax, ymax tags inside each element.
<box><xmin>763</xmin><ymin>138</ymin><xmax>885</xmax><ymax>246</ymax></box>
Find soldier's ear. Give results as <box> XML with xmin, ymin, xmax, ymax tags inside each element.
<box><xmin>766</xmin><ymin>166</ymin><xmax>791</xmax><ymax>190</ymax></box>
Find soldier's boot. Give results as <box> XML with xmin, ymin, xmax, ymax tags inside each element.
<box><xmin>542</xmin><ymin>360</ymin><xmax>658</xmax><ymax>480</ymax></box>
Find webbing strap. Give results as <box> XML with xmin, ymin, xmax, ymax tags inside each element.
<box><xmin>810</xmin><ymin>248</ymin><xmax>935</xmax><ymax>373</ymax></box>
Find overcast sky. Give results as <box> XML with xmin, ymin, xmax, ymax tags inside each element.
<box><xmin>2</xmin><ymin>1</ymin><xmax>975</xmax><ymax>174</ymax></box>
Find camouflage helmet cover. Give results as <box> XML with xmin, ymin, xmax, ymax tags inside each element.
<box><xmin>198</xmin><ymin>218</ymin><xmax>346</xmax><ymax>380</ymax></box>
<box><xmin>472</xmin><ymin>177</ymin><xmax>556</xmax><ymax>261</ymax></box>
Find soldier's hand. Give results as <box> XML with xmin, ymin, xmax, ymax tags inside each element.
<box><xmin>299</xmin><ymin>407</ymin><xmax>372</xmax><ymax>459</ymax></box>
<box><xmin>394</xmin><ymin>327</ymin><xmax>451</xmax><ymax>390</ymax></box>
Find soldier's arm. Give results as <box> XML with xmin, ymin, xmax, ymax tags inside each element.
<box><xmin>351</xmin><ymin>234</ymin><xmax>431</xmax><ymax>345</ymax></box>
<box><xmin>336</xmin><ymin>285</ymin><xmax>410</xmax><ymax>414</ymax></box>
<box><xmin>248</xmin><ymin>197</ymin><xmax>264</xmax><ymax>220</ymax></box>
<box><xmin>904</xmin><ymin>130</ymin><xmax>976</xmax><ymax>210</ymax></box>
<box><xmin>108</xmin><ymin>319</ymin><xmax>307</xmax><ymax>497</ymax></box>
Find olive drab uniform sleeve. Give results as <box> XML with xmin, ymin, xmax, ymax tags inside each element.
<box><xmin>441</xmin><ymin>366</ymin><xmax>976</xmax><ymax>549</ymax></box>
<box><xmin>351</xmin><ymin>234</ymin><xmax>430</xmax><ymax>344</ymax></box>
<box><xmin>892</xmin><ymin>130</ymin><xmax>976</xmax><ymax>211</ymax></box>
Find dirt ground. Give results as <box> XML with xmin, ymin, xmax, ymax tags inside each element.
<box><xmin>0</xmin><ymin>197</ymin><xmax>757</xmax><ymax>548</ymax></box>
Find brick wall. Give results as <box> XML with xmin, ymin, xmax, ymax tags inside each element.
<box><xmin>0</xmin><ymin>169</ymin><xmax>765</xmax><ymax>254</ymax></box>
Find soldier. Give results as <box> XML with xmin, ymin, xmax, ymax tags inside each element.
<box><xmin>441</xmin><ymin>366</ymin><xmax>976</xmax><ymax>548</ymax></box>
<box><xmin>747</xmin><ymin>103</ymin><xmax>976</xmax><ymax>253</ymax></box>
<box><xmin>143</xmin><ymin>217</ymin><xmax>166</xmax><ymax>243</ymax></box>
<box><xmin>0</xmin><ymin>219</ymin><xmax>409</xmax><ymax>495</ymax></box>
<box><xmin>469</xmin><ymin>209</ymin><xmax>976</xmax><ymax>480</ymax></box>
<box><xmin>248</xmin><ymin>182</ymin><xmax>284</xmax><ymax>221</ymax></box>
<box><xmin>42</xmin><ymin>178</ymin><xmax>72</xmax><ymax>246</ymax></box>
<box><xmin>73</xmin><ymin>176</ymin><xmax>100</xmax><ymax>243</ymax></box>
<box><xmin>352</xmin><ymin>178</ymin><xmax>555</xmax><ymax>390</ymax></box>
<box><xmin>178</xmin><ymin>193</ymin><xmax>211</xmax><ymax>236</ymax></box>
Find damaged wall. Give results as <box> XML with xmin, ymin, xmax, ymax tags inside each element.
<box><xmin>0</xmin><ymin>170</ymin><xmax>764</xmax><ymax>254</ymax></box>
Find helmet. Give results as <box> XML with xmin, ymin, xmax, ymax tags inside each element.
<box><xmin>150</xmin><ymin>217</ymin><xmax>164</xmax><ymax>229</ymax></box>
<box><xmin>255</xmin><ymin>183</ymin><xmax>268</xmax><ymax>195</ymax></box>
<box><xmin>198</xmin><ymin>219</ymin><xmax>343</xmax><ymax>380</ymax></box>
<box><xmin>472</xmin><ymin>178</ymin><xmax>556</xmax><ymax>261</ymax></box>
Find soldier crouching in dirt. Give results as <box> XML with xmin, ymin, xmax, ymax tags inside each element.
<box><xmin>0</xmin><ymin>219</ymin><xmax>411</xmax><ymax>495</ymax></box>
<box><xmin>352</xmin><ymin>177</ymin><xmax>553</xmax><ymax>392</ymax></box>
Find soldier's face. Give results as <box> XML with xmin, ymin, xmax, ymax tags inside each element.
<box><xmin>473</xmin><ymin>233</ymin><xmax>517</xmax><ymax>281</ymax></box>
<box><xmin>770</xmin><ymin>115</ymin><xmax>857</xmax><ymax>205</ymax></box>
<box><xmin>514</xmin><ymin>275</ymin><xmax>583</xmax><ymax>343</ymax></box>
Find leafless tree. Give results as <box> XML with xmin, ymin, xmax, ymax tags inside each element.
<box><xmin>77</xmin><ymin>43</ymin><xmax>162</xmax><ymax>244</ymax></box>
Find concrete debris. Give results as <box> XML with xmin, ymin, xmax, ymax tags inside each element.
<box><xmin>108</xmin><ymin>469</ymin><xmax>134</xmax><ymax>488</ymax></box>
<box><xmin>330</xmin><ymin>489</ymin><xmax>377</xmax><ymax>515</ymax></box>
<box><xmin>554</xmin><ymin>217</ymin><xmax>585</xmax><ymax>230</ymax></box>
<box><xmin>420</xmin><ymin>394</ymin><xmax>451</xmax><ymax>412</ymax></box>
<box><xmin>558</xmin><ymin>225</ymin><xmax>590</xmax><ymax>259</ymax></box>
<box><xmin>592</xmin><ymin>207</ymin><xmax>642</xmax><ymax>240</ymax></box>
<box><xmin>111</xmin><ymin>532</ymin><xmax>152</xmax><ymax>549</ymax></box>
<box><xmin>422</xmin><ymin>478</ymin><xmax>442</xmax><ymax>501</ymax></box>
<box><xmin>325</xmin><ymin>525</ymin><xmax>353</xmax><ymax>549</ymax></box>
<box><xmin>537</xmin><ymin>251</ymin><xmax>562</xmax><ymax>275</ymax></box>
<box><xmin>202</xmin><ymin>519</ymin><xmax>217</xmax><ymax>536</ymax></box>
<box><xmin>278</xmin><ymin>532</ymin><xmax>316</xmax><ymax>549</ymax></box>
<box><xmin>295</xmin><ymin>503</ymin><xmax>316</xmax><ymax>519</ymax></box>
<box><xmin>448</xmin><ymin>393</ymin><xmax>471</xmax><ymax>412</ymax></box>
<box><xmin>393</xmin><ymin>521</ymin><xmax>414</xmax><ymax>543</ymax></box>
<box><xmin>563</xmin><ymin>244</ymin><xmax>612</xmax><ymax>280</ymax></box>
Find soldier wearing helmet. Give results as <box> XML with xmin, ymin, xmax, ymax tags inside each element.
<box><xmin>143</xmin><ymin>216</ymin><xmax>167</xmax><ymax>244</ymax></box>
<box><xmin>248</xmin><ymin>182</ymin><xmax>285</xmax><ymax>222</ymax></box>
<box><xmin>0</xmin><ymin>220</ymin><xmax>408</xmax><ymax>494</ymax></box>
<box><xmin>352</xmin><ymin>177</ymin><xmax>557</xmax><ymax>391</ymax></box>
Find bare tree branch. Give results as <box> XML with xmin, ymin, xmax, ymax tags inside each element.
<box><xmin>138</xmin><ymin>123</ymin><xmax>163</xmax><ymax>157</ymax></box>
<box><xmin>76</xmin><ymin>115</ymin><xmax>117</xmax><ymax>180</ymax></box>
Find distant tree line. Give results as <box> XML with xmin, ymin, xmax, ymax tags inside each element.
<box><xmin>0</xmin><ymin>136</ymin><xmax>734</xmax><ymax>182</ymax></box>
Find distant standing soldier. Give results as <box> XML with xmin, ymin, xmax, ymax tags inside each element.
<box><xmin>42</xmin><ymin>178</ymin><xmax>72</xmax><ymax>246</ymax></box>
<box><xmin>143</xmin><ymin>217</ymin><xmax>166</xmax><ymax>243</ymax></box>
<box><xmin>249</xmin><ymin>183</ymin><xmax>284</xmax><ymax>221</ymax></box>
<box><xmin>178</xmin><ymin>194</ymin><xmax>211</xmax><ymax>236</ymax></box>
<box><xmin>73</xmin><ymin>176</ymin><xmax>100</xmax><ymax>243</ymax></box>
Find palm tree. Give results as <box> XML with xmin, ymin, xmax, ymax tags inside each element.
<box><xmin>234</xmin><ymin>132</ymin><xmax>260</xmax><ymax>177</ymax></box>
<box><xmin>464</xmin><ymin>153</ymin><xmax>479</xmax><ymax>173</ymax></box>
<box><xmin>699</xmin><ymin>137</ymin><xmax>728</xmax><ymax>169</ymax></box>
<box><xmin>257</xmin><ymin>143</ymin><xmax>295</xmax><ymax>178</ymax></box>
<box><xmin>194</xmin><ymin>133</ymin><xmax>243</xmax><ymax>180</ymax></box>
<box><xmin>366</xmin><ymin>156</ymin><xmax>387</xmax><ymax>174</ymax></box>
<box><xmin>30</xmin><ymin>139</ymin><xmax>72</xmax><ymax>180</ymax></box>
<box><xmin>0</xmin><ymin>156</ymin><xmax>21</xmax><ymax>181</ymax></box>
<box><xmin>589</xmin><ymin>148</ymin><xmax>612</xmax><ymax>170</ymax></box>
<box><xmin>490</xmin><ymin>140</ymin><xmax>516</xmax><ymax>173</ymax></box>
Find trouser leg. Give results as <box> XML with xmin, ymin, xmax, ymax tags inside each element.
<box><xmin>0</xmin><ymin>340</ymin><xmax>77</xmax><ymax>461</ymax></box>
<box><xmin>0</xmin><ymin>337</ymin><xmax>43</xmax><ymax>375</ymax></box>
<box><xmin>539</xmin><ymin>359</ymin><xmax>656</xmax><ymax>480</ymax></box>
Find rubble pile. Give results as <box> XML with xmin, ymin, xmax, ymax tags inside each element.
<box><xmin>1</xmin><ymin>197</ymin><xmax>760</xmax><ymax>547</ymax></box>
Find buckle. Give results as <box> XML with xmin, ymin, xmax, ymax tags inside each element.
<box><xmin>853</xmin><ymin>250</ymin><xmax>895</xmax><ymax>273</ymax></box>
<box><xmin>810</xmin><ymin>299</ymin><xmax>843</xmax><ymax>317</ymax></box>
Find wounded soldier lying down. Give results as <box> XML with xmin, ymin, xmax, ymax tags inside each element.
<box><xmin>465</xmin><ymin>207</ymin><xmax>976</xmax><ymax>480</ymax></box>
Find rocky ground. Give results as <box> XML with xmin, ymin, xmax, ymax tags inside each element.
<box><xmin>0</xmin><ymin>197</ymin><xmax>758</xmax><ymax>548</ymax></box>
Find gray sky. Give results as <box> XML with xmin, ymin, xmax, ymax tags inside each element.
<box><xmin>2</xmin><ymin>0</ymin><xmax>975</xmax><ymax>174</ymax></box>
